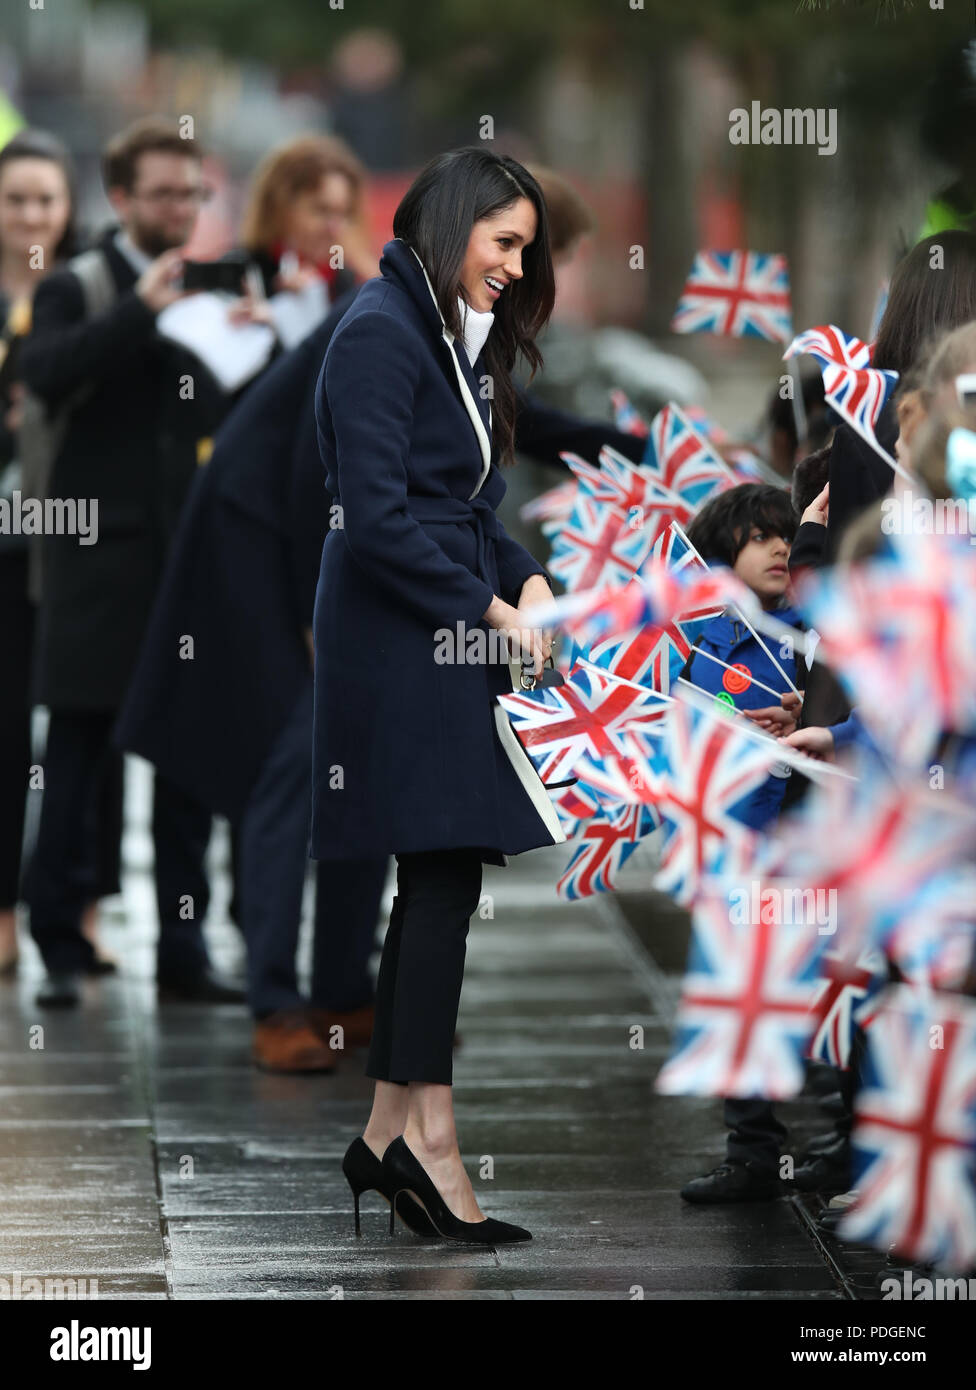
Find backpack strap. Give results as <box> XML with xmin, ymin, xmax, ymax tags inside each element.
<box><xmin>66</xmin><ymin>248</ymin><xmax>118</xmax><ymax>319</ymax></box>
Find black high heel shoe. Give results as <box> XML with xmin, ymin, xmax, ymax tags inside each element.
<box><xmin>381</xmin><ymin>1136</ymin><xmax>532</xmax><ymax>1244</ymax></box>
<box><xmin>342</xmin><ymin>1137</ymin><xmax>438</xmax><ymax>1237</ymax></box>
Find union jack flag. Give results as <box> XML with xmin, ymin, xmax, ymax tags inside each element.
<box><xmin>655</xmin><ymin>882</ymin><xmax>822</xmax><ymax>1099</ymax></box>
<box><xmin>808</xmin><ymin>942</ymin><xmax>886</xmax><ymax>1069</ymax></box>
<box><xmin>579</xmin><ymin>524</ymin><xmax>728</xmax><ymax>692</ymax></box>
<box><xmin>557</xmin><ymin>802</ymin><xmax>661</xmax><ymax>900</ymax></box>
<box><xmin>840</xmin><ymin>985</ymin><xmax>976</xmax><ymax>1271</ymax></box>
<box><xmin>785</xmin><ymin>323</ymin><xmax>897</xmax><ymax>464</ymax></box>
<box><xmin>551</xmin><ymin>776</ymin><xmax>603</xmax><ymax>832</ymax></box>
<box><xmin>496</xmin><ymin>661</ymin><xmax>670</xmax><ymax>787</ymax></box>
<box><xmin>650</xmin><ymin>698</ymin><xmax>781</xmax><ymax>905</ymax></box>
<box><xmin>798</xmin><ymin>534</ymin><xmax>976</xmax><ymax>765</ymax></box>
<box><xmin>671</xmin><ymin>250</ymin><xmax>793</xmax><ymax>344</ymax></box>
<box><xmin>610</xmin><ymin>388</ymin><xmax>649</xmax><ymax>438</ymax></box>
<box><xmin>560</xmin><ymin>445</ymin><xmax>700</xmax><ymax>539</ymax></box>
<box><xmin>785</xmin><ymin>324</ymin><xmax>873</xmax><ymax>372</ymax></box>
<box><xmin>641</xmin><ymin>404</ymin><xmax>737</xmax><ymax>509</ymax></box>
<box><xmin>576</xmin><ymin>698</ymin><xmax>778</xmax><ymax>906</ymax></box>
<box><xmin>770</xmin><ymin>744</ymin><xmax>976</xmax><ymax>955</ymax></box>
<box><xmin>824</xmin><ymin>366</ymin><xmax>899</xmax><ymax>459</ymax></box>
<box><xmin>547</xmin><ymin>494</ymin><xmax>656</xmax><ymax>592</ymax></box>
<box><xmin>885</xmin><ymin>867</ymin><xmax>976</xmax><ymax>992</ymax></box>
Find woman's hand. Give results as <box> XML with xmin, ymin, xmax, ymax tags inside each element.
<box><xmin>801</xmin><ymin>482</ymin><xmax>829</xmax><ymax>528</ymax></box>
<box><xmin>780</xmin><ymin>724</ymin><xmax>835</xmax><ymax>762</ymax></box>
<box><xmin>483</xmin><ymin>595</ymin><xmax>547</xmax><ymax>680</ymax></box>
<box><xmin>516</xmin><ymin>574</ymin><xmax>555</xmax><ymax>668</ymax></box>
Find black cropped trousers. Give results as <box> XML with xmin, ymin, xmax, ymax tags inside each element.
<box><xmin>366</xmin><ymin>847</ymin><xmax>484</xmax><ymax>1086</ymax></box>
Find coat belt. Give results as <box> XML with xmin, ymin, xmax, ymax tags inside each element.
<box><xmin>404</xmin><ymin>493</ymin><xmax>499</xmax><ymax>590</ymax></box>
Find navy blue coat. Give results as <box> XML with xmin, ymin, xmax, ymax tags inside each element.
<box><xmin>311</xmin><ymin>237</ymin><xmax>567</xmax><ymax>863</ymax></box>
<box><xmin>114</xmin><ymin>259</ymin><xmax>644</xmax><ymax>828</ymax></box>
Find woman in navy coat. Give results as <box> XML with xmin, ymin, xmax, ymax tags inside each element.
<box><xmin>314</xmin><ymin>148</ymin><xmax>561</xmax><ymax>1242</ymax></box>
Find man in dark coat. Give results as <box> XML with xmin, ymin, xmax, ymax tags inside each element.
<box><xmin>19</xmin><ymin>117</ymin><xmax>240</xmax><ymax>1008</ymax></box>
<box><xmin>114</xmin><ymin>268</ymin><xmax>646</xmax><ymax>1069</ymax></box>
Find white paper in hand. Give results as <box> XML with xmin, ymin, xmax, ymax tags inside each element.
<box><xmin>267</xmin><ymin>280</ymin><xmax>330</xmax><ymax>350</ymax></box>
<box><xmin>156</xmin><ymin>293</ymin><xmax>275</xmax><ymax>393</ymax></box>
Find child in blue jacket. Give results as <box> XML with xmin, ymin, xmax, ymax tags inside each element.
<box><xmin>678</xmin><ymin>483</ymin><xmax>806</xmax><ymax>1205</ymax></box>
<box><xmin>683</xmin><ymin>483</ymin><xmax>802</xmax><ymax>830</ymax></box>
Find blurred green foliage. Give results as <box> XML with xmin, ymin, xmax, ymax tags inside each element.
<box><xmin>99</xmin><ymin>0</ymin><xmax>955</xmax><ymax>72</ymax></box>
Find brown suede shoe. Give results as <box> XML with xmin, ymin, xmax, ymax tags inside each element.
<box><xmin>307</xmin><ymin>1003</ymin><xmax>375</xmax><ymax>1052</ymax></box>
<box><xmin>253</xmin><ymin>1009</ymin><xmax>336</xmax><ymax>1073</ymax></box>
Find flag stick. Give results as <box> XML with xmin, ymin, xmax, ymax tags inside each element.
<box><xmin>789</xmin><ymin>357</ymin><xmax>807</xmax><ymax>449</ymax></box>
<box><xmin>682</xmin><ymin>646</ymin><xmax>790</xmax><ymax>701</ymax></box>
<box><xmin>671</xmin><ymin>522</ymin><xmax>803</xmax><ymax>697</ymax></box>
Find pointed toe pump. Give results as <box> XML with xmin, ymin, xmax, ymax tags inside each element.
<box><xmin>381</xmin><ymin>1136</ymin><xmax>532</xmax><ymax>1244</ymax></box>
<box><xmin>342</xmin><ymin>1137</ymin><xmax>439</xmax><ymax>1237</ymax></box>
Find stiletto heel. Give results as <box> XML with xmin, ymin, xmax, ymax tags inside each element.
<box><xmin>341</xmin><ymin>1137</ymin><xmax>438</xmax><ymax>1236</ymax></box>
<box><xmin>380</xmin><ymin>1137</ymin><xmax>532</xmax><ymax>1244</ymax></box>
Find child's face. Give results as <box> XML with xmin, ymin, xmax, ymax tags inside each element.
<box><xmin>732</xmin><ymin>525</ymin><xmax>791</xmax><ymax>606</ymax></box>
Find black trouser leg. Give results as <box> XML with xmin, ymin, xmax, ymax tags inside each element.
<box><xmin>310</xmin><ymin>855</ymin><xmax>385</xmax><ymax>1012</ymax></box>
<box><xmin>152</xmin><ymin>772</ymin><xmax>213</xmax><ymax>978</ymax></box>
<box><xmin>25</xmin><ymin>709</ymin><xmax>109</xmax><ymax>973</ymax></box>
<box><xmin>0</xmin><ymin>550</ymin><xmax>34</xmax><ymax>909</ymax></box>
<box><xmin>724</xmin><ymin>1097</ymin><xmax>788</xmax><ymax>1173</ymax></box>
<box><xmin>366</xmin><ymin>848</ymin><xmax>483</xmax><ymax>1086</ymax></box>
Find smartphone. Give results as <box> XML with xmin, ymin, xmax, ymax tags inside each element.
<box><xmin>956</xmin><ymin>373</ymin><xmax>976</xmax><ymax>410</ymax></box>
<box><xmin>181</xmin><ymin>256</ymin><xmax>249</xmax><ymax>294</ymax></box>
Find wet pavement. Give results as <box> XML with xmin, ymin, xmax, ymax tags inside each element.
<box><xmin>0</xmin><ymin>764</ymin><xmax>878</xmax><ymax>1300</ymax></box>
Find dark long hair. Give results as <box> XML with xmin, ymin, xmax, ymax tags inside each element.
<box><xmin>392</xmin><ymin>146</ymin><xmax>555</xmax><ymax>467</ymax></box>
<box><xmin>873</xmin><ymin>231</ymin><xmax>976</xmax><ymax>374</ymax></box>
<box><xmin>685</xmin><ymin>483</ymin><xmax>796</xmax><ymax>569</ymax></box>
<box><xmin>0</xmin><ymin>128</ymin><xmax>79</xmax><ymax>263</ymax></box>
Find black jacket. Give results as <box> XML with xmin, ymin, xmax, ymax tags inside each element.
<box><xmin>823</xmin><ymin>402</ymin><xmax>899</xmax><ymax>562</ymax></box>
<box><xmin>19</xmin><ymin>228</ymin><xmax>227</xmax><ymax>709</ymax></box>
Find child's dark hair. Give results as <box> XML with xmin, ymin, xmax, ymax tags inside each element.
<box><xmin>791</xmin><ymin>446</ymin><xmax>830</xmax><ymax>519</ymax></box>
<box><xmin>685</xmin><ymin>482</ymin><xmax>796</xmax><ymax>568</ymax></box>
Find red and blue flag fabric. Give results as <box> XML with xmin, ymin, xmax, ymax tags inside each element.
<box><xmin>808</xmin><ymin>943</ymin><xmax>887</xmax><ymax>1069</ymax></box>
<box><xmin>671</xmin><ymin>250</ymin><xmax>793</xmax><ymax>344</ymax></box>
<box><xmin>610</xmin><ymin>388</ymin><xmax>650</xmax><ymax>438</ymax></box>
<box><xmin>785</xmin><ymin>323</ymin><xmax>898</xmax><ymax>466</ymax></box>
<box><xmin>641</xmin><ymin>403</ymin><xmax>737</xmax><ymax>509</ymax></box>
<box><xmin>496</xmin><ymin>661</ymin><xmax>670</xmax><ymax>788</ymax></box>
<box><xmin>577</xmin><ymin>523</ymin><xmax>729</xmax><ymax>692</ymax></box>
<box><xmin>840</xmin><ymin>985</ymin><xmax>976</xmax><ymax>1271</ymax></box>
<box><xmin>769</xmin><ymin>744</ymin><xmax>976</xmax><ymax>956</ymax></box>
<box><xmin>655</xmin><ymin>880</ymin><xmax>822</xmax><ymax>1098</ymax></box>
<box><xmin>556</xmin><ymin>802</ymin><xmax>661</xmax><ymax>900</ymax></box>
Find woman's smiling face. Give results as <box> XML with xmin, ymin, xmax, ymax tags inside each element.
<box><xmin>458</xmin><ymin>197</ymin><xmax>537</xmax><ymax>313</ymax></box>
